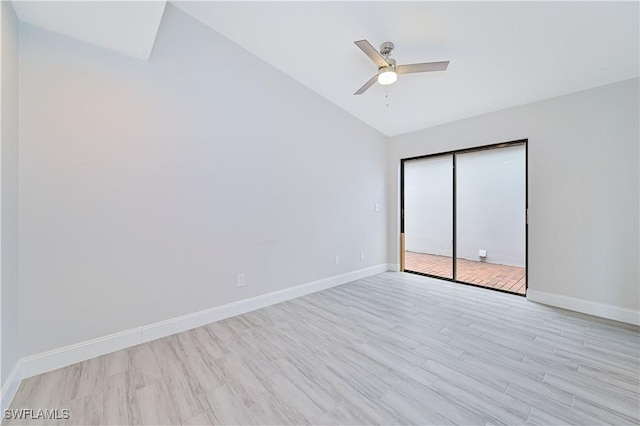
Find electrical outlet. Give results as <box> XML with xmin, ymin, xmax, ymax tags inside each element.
<box><xmin>375</xmin><ymin>203</ymin><xmax>380</xmax><ymax>212</ymax></box>
<box><xmin>236</xmin><ymin>273</ymin><xmax>245</xmax><ymax>287</ymax></box>
<box><xmin>360</xmin><ymin>251</ymin><xmax>365</xmax><ymax>261</ymax></box>
<box><xmin>334</xmin><ymin>255</ymin><xmax>340</xmax><ymax>265</ymax></box>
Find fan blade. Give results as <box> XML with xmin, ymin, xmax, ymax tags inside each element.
<box><xmin>354</xmin><ymin>40</ymin><xmax>390</xmax><ymax>68</ymax></box>
<box><xmin>354</xmin><ymin>74</ymin><xmax>378</xmax><ymax>95</ymax></box>
<box><xmin>397</xmin><ymin>61</ymin><xmax>449</xmax><ymax>74</ymax></box>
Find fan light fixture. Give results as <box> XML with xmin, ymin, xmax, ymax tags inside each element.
<box><xmin>353</xmin><ymin>40</ymin><xmax>450</xmax><ymax>95</ymax></box>
<box><xmin>377</xmin><ymin>67</ymin><xmax>397</xmax><ymax>85</ymax></box>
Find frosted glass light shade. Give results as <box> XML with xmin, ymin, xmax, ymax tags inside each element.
<box><xmin>378</xmin><ymin>68</ymin><xmax>397</xmax><ymax>85</ymax></box>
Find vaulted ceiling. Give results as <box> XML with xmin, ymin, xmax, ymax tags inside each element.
<box><xmin>11</xmin><ymin>1</ymin><xmax>640</xmax><ymax>136</ymax></box>
<box><xmin>13</xmin><ymin>1</ymin><xmax>167</xmax><ymax>60</ymax></box>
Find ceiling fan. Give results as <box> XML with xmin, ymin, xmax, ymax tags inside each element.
<box><xmin>353</xmin><ymin>40</ymin><xmax>449</xmax><ymax>95</ymax></box>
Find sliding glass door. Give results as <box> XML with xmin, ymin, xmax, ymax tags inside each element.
<box><xmin>401</xmin><ymin>140</ymin><xmax>527</xmax><ymax>295</ymax></box>
<box><xmin>456</xmin><ymin>145</ymin><xmax>526</xmax><ymax>294</ymax></box>
<box><xmin>403</xmin><ymin>155</ymin><xmax>453</xmax><ymax>279</ymax></box>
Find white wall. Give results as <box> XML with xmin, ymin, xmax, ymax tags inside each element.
<box><xmin>389</xmin><ymin>78</ymin><xmax>640</xmax><ymax>317</ymax></box>
<box><xmin>1</xmin><ymin>0</ymin><xmax>20</xmax><ymax>392</ymax></box>
<box><xmin>18</xmin><ymin>4</ymin><xmax>387</xmax><ymax>358</ymax></box>
<box><xmin>404</xmin><ymin>145</ymin><xmax>525</xmax><ymax>267</ymax></box>
<box><xmin>456</xmin><ymin>145</ymin><xmax>526</xmax><ymax>266</ymax></box>
<box><xmin>404</xmin><ymin>156</ymin><xmax>453</xmax><ymax>257</ymax></box>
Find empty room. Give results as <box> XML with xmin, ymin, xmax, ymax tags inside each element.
<box><xmin>1</xmin><ymin>1</ymin><xmax>639</xmax><ymax>425</ymax></box>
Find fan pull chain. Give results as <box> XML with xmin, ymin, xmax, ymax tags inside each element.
<box><xmin>385</xmin><ymin>87</ymin><xmax>391</xmax><ymax>108</ymax></box>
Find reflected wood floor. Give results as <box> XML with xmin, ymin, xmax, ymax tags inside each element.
<box><xmin>6</xmin><ymin>272</ymin><xmax>639</xmax><ymax>425</ymax></box>
<box><xmin>405</xmin><ymin>251</ymin><xmax>526</xmax><ymax>295</ymax></box>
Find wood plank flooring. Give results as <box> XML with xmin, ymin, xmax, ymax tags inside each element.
<box><xmin>6</xmin><ymin>272</ymin><xmax>640</xmax><ymax>425</ymax></box>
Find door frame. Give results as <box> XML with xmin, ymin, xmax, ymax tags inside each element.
<box><xmin>400</xmin><ymin>138</ymin><xmax>528</xmax><ymax>296</ymax></box>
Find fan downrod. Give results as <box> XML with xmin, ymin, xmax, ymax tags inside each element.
<box><xmin>380</xmin><ymin>41</ymin><xmax>394</xmax><ymax>58</ymax></box>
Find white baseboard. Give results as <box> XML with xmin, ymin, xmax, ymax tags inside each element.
<box><xmin>141</xmin><ymin>263</ymin><xmax>389</xmax><ymax>342</ymax></box>
<box><xmin>19</xmin><ymin>329</ymin><xmax>143</xmax><ymax>381</ymax></box>
<box><xmin>1</xmin><ymin>363</ymin><xmax>21</xmax><ymax>412</ymax></box>
<box><xmin>527</xmin><ymin>289</ymin><xmax>640</xmax><ymax>326</ymax></box>
<box><xmin>387</xmin><ymin>263</ymin><xmax>400</xmax><ymax>272</ymax></box>
<box><xmin>12</xmin><ymin>263</ymin><xmax>390</xmax><ymax>400</ymax></box>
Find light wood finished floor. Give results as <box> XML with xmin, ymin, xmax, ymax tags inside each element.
<box><xmin>6</xmin><ymin>272</ymin><xmax>640</xmax><ymax>425</ymax></box>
